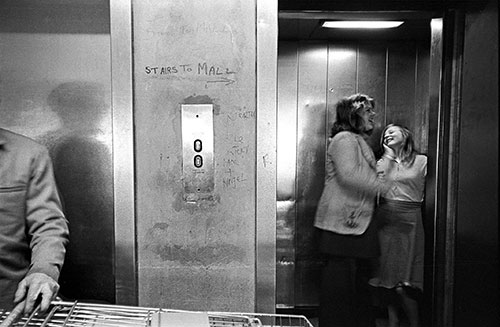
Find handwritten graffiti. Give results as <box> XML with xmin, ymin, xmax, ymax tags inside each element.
<box><xmin>145</xmin><ymin>62</ymin><xmax>235</xmax><ymax>76</ymax></box>
<box><xmin>222</xmin><ymin>168</ymin><xmax>247</xmax><ymax>189</ymax></box>
<box><xmin>145</xmin><ymin>62</ymin><xmax>236</xmax><ymax>86</ymax></box>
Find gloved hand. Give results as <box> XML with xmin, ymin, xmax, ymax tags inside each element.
<box><xmin>13</xmin><ymin>272</ymin><xmax>60</xmax><ymax>314</ymax></box>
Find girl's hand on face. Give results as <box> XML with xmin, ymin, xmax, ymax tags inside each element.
<box><xmin>383</xmin><ymin>143</ymin><xmax>395</xmax><ymax>157</ymax></box>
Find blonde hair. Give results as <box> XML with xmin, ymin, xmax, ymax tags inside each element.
<box><xmin>381</xmin><ymin>124</ymin><xmax>417</xmax><ymax>165</ymax></box>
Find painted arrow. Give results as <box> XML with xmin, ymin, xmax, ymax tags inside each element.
<box><xmin>206</xmin><ymin>77</ymin><xmax>235</xmax><ymax>85</ymax></box>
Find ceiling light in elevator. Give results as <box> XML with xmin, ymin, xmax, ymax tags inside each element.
<box><xmin>322</xmin><ymin>21</ymin><xmax>404</xmax><ymax>29</ymax></box>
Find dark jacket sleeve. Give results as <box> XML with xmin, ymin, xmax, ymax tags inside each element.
<box><xmin>25</xmin><ymin>147</ymin><xmax>69</xmax><ymax>281</ymax></box>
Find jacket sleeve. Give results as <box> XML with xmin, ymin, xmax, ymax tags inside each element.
<box><xmin>330</xmin><ymin>133</ymin><xmax>387</xmax><ymax>196</ymax></box>
<box><xmin>25</xmin><ymin>147</ymin><xmax>69</xmax><ymax>281</ymax></box>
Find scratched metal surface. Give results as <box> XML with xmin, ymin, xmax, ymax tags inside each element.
<box><xmin>132</xmin><ymin>0</ymin><xmax>258</xmax><ymax>312</ymax></box>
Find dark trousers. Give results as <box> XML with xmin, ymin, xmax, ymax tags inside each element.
<box><xmin>319</xmin><ymin>256</ymin><xmax>376</xmax><ymax>327</ymax></box>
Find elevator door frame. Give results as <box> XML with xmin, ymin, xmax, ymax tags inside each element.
<box><xmin>272</xmin><ymin>8</ymin><xmax>465</xmax><ymax>326</ymax></box>
<box><xmin>110</xmin><ymin>0</ymin><xmax>136</xmax><ymax>305</ymax></box>
<box><xmin>426</xmin><ymin>11</ymin><xmax>465</xmax><ymax>327</ymax></box>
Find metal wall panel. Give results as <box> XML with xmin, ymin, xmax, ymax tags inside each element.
<box><xmin>110</xmin><ymin>0</ymin><xmax>136</xmax><ymax>305</ymax></box>
<box><xmin>327</xmin><ymin>43</ymin><xmax>357</xmax><ymax>124</ymax></box>
<box><xmin>133</xmin><ymin>0</ymin><xmax>257</xmax><ymax>312</ymax></box>
<box><xmin>386</xmin><ymin>42</ymin><xmax>418</xmax><ymax>132</ymax></box>
<box><xmin>255</xmin><ymin>0</ymin><xmax>278</xmax><ymax>313</ymax></box>
<box><xmin>276</xmin><ymin>41</ymin><xmax>299</xmax><ymax>307</ymax></box>
<box><xmin>415</xmin><ymin>41</ymin><xmax>431</xmax><ymax>153</ymax></box>
<box><xmin>295</xmin><ymin>42</ymin><xmax>328</xmax><ymax>306</ymax></box>
<box><xmin>0</xmin><ymin>2</ymin><xmax>115</xmax><ymax>303</ymax></box>
<box><xmin>358</xmin><ymin>43</ymin><xmax>389</xmax><ymax>150</ymax></box>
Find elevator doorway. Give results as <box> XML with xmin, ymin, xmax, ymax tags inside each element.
<box><xmin>276</xmin><ymin>10</ymin><xmax>441</xmax><ymax>321</ymax></box>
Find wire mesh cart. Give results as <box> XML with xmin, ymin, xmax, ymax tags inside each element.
<box><xmin>1</xmin><ymin>301</ymin><xmax>314</xmax><ymax>327</ymax></box>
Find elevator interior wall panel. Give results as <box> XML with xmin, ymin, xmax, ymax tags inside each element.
<box><xmin>0</xmin><ymin>1</ymin><xmax>115</xmax><ymax>303</ymax></box>
<box><xmin>386</xmin><ymin>42</ymin><xmax>418</xmax><ymax>134</ymax></box>
<box><xmin>414</xmin><ymin>41</ymin><xmax>431</xmax><ymax>154</ymax></box>
<box><xmin>276</xmin><ymin>38</ymin><xmax>431</xmax><ymax>309</ymax></box>
<box><xmin>133</xmin><ymin>0</ymin><xmax>257</xmax><ymax>312</ymax></box>
<box><xmin>295</xmin><ymin>42</ymin><xmax>328</xmax><ymax>306</ymax></box>
<box><xmin>327</xmin><ymin>43</ymin><xmax>357</xmax><ymax>122</ymax></box>
<box><xmin>277</xmin><ymin>41</ymin><xmax>299</xmax><ymax>307</ymax></box>
<box><xmin>357</xmin><ymin>43</ymin><xmax>389</xmax><ymax>150</ymax></box>
<box><xmin>277</xmin><ymin>42</ymin><xmax>300</xmax><ymax>199</ymax></box>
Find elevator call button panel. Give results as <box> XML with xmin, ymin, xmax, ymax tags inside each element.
<box><xmin>181</xmin><ymin>104</ymin><xmax>214</xmax><ymax>200</ymax></box>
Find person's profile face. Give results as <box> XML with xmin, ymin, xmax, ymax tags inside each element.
<box><xmin>358</xmin><ymin>103</ymin><xmax>376</xmax><ymax>132</ymax></box>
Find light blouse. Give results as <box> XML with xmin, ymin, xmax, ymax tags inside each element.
<box><xmin>377</xmin><ymin>154</ymin><xmax>427</xmax><ymax>202</ymax></box>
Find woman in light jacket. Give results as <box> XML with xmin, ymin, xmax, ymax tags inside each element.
<box><xmin>314</xmin><ymin>93</ymin><xmax>390</xmax><ymax>327</ymax></box>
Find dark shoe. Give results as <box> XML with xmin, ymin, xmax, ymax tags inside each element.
<box><xmin>395</xmin><ymin>281</ymin><xmax>422</xmax><ymax>300</ymax></box>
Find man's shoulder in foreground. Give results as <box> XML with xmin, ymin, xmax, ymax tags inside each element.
<box><xmin>0</xmin><ymin>128</ymin><xmax>46</xmax><ymax>152</ymax></box>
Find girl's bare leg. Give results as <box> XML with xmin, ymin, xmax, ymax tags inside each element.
<box><xmin>401</xmin><ymin>293</ymin><xmax>419</xmax><ymax>327</ymax></box>
<box><xmin>387</xmin><ymin>304</ymin><xmax>400</xmax><ymax>327</ymax></box>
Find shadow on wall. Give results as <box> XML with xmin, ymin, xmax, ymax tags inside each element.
<box><xmin>43</xmin><ymin>82</ymin><xmax>115</xmax><ymax>303</ymax></box>
<box><xmin>295</xmin><ymin>101</ymin><xmax>327</xmax><ymax>272</ymax></box>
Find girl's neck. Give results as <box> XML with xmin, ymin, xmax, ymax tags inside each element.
<box><xmin>385</xmin><ymin>146</ymin><xmax>402</xmax><ymax>161</ymax></box>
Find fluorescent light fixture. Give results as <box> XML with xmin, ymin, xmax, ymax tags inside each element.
<box><xmin>322</xmin><ymin>21</ymin><xmax>404</xmax><ymax>29</ymax></box>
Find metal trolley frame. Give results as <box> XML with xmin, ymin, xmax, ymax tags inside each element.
<box><xmin>1</xmin><ymin>301</ymin><xmax>314</xmax><ymax>327</ymax></box>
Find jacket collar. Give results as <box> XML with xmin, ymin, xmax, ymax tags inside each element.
<box><xmin>354</xmin><ymin>133</ymin><xmax>376</xmax><ymax>169</ymax></box>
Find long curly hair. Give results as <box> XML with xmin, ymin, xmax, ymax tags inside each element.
<box><xmin>330</xmin><ymin>93</ymin><xmax>375</xmax><ymax>137</ymax></box>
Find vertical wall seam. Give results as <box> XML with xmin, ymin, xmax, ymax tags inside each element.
<box><xmin>293</xmin><ymin>42</ymin><xmax>300</xmax><ymax>305</ymax></box>
<box><xmin>254</xmin><ymin>2</ymin><xmax>259</xmax><ymax>309</ymax></box>
<box><xmin>326</xmin><ymin>43</ymin><xmax>330</xmax><ymax>142</ymax></box>
<box><xmin>356</xmin><ymin>44</ymin><xmax>360</xmax><ymax>93</ymax></box>
<box><xmin>415</xmin><ymin>42</ymin><xmax>419</xmax><ymax>122</ymax></box>
<box><xmin>384</xmin><ymin>46</ymin><xmax>389</xmax><ymax>125</ymax></box>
